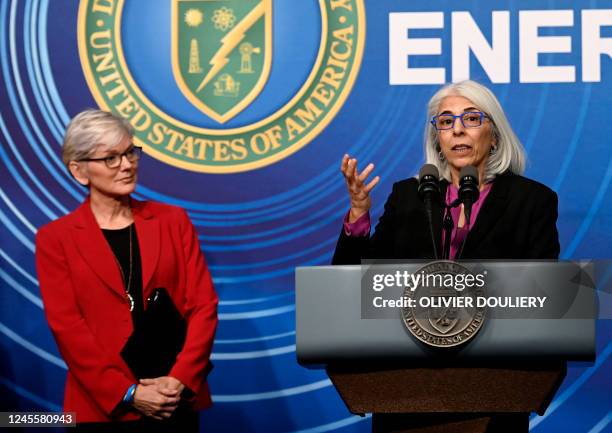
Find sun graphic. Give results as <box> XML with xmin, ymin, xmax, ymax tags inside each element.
<box><xmin>184</xmin><ymin>9</ymin><xmax>204</xmax><ymax>27</ymax></box>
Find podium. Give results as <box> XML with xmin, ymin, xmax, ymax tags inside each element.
<box><xmin>296</xmin><ymin>263</ymin><xmax>596</xmax><ymax>433</ymax></box>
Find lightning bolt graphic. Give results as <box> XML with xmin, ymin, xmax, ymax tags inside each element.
<box><xmin>196</xmin><ymin>1</ymin><xmax>267</xmax><ymax>93</ymax></box>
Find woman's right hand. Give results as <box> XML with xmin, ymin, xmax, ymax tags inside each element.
<box><xmin>341</xmin><ymin>154</ymin><xmax>380</xmax><ymax>223</ymax></box>
<box><xmin>131</xmin><ymin>383</ymin><xmax>180</xmax><ymax>420</ymax></box>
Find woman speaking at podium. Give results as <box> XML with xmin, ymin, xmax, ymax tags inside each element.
<box><xmin>332</xmin><ymin>80</ymin><xmax>560</xmax><ymax>264</ymax></box>
<box><xmin>35</xmin><ymin>110</ymin><xmax>218</xmax><ymax>432</ymax></box>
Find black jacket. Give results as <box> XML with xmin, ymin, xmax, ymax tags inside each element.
<box><xmin>332</xmin><ymin>172</ymin><xmax>560</xmax><ymax>264</ymax></box>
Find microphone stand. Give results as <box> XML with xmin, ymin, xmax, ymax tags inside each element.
<box><xmin>424</xmin><ymin>194</ymin><xmax>440</xmax><ymax>260</ymax></box>
<box><xmin>442</xmin><ymin>198</ymin><xmax>462</xmax><ymax>260</ymax></box>
<box><xmin>456</xmin><ymin>204</ymin><xmax>472</xmax><ymax>260</ymax></box>
<box><xmin>418</xmin><ymin>165</ymin><xmax>442</xmax><ymax>261</ymax></box>
<box><xmin>454</xmin><ymin>166</ymin><xmax>480</xmax><ymax>260</ymax></box>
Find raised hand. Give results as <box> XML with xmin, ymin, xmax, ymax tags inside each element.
<box><xmin>341</xmin><ymin>154</ymin><xmax>380</xmax><ymax>223</ymax></box>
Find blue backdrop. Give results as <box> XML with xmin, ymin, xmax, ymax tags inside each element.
<box><xmin>0</xmin><ymin>0</ymin><xmax>610</xmax><ymax>432</ymax></box>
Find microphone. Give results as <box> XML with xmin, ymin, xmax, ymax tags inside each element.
<box><xmin>458</xmin><ymin>165</ymin><xmax>480</xmax><ymax>238</ymax></box>
<box><xmin>418</xmin><ymin>164</ymin><xmax>441</xmax><ymax>259</ymax></box>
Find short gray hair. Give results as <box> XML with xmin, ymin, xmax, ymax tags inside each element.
<box><xmin>423</xmin><ymin>80</ymin><xmax>525</xmax><ymax>183</ymax></box>
<box><xmin>62</xmin><ymin>109</ymin><xmax>134</xmax><ymax>167</ymax></box>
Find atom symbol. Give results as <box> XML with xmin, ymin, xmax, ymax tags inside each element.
<box><xmin>212</xmin><ymin>7</ymin><xmax>236</xmax><ymax>32</ymax></box>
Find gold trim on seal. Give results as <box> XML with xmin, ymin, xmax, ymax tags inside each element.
<box><xmin>77</xmin><ymin>0</ymin><xmax>366</xmax><ymax>173</ymax></box>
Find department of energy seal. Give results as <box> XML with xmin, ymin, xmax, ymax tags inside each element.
<box><xmin>401</xmin><ymin>261</ymin><xmax>487</xmax><ymax>348</ymax></box>
<box><xmin>77</xmin><ymin>0</ymin><xmax>365</xmax><ymax>173</ymax></box>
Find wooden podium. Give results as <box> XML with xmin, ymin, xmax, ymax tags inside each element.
<box><xmin>326</xmin><ymin>363</ymin><xmax>566</xmax><ymax>433</ymax></box>
<box><xmin>296</xmin><ymin>264</ymin><xmax>596</xmax><ymax>433</ymax></box>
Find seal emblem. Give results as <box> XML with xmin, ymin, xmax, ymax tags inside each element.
<box><xmin>172</xmin><ymin>0</ymin><xmax>272</xmax><ymax>123</ymax></box>
<box><xmin>402</xmin><ymin>261</ymin><xmax>486</xmax><ymax>348</ymax></box>
<box><xmin>78</xmin><ymin>0</ymin><xmax>365</xmax><ymax>173</ymax></box>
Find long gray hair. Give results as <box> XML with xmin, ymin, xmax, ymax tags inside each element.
<box><xmin>424</xmin><ymin>80</ymin><xmax>525</xmax><ymax>183</ymax></box>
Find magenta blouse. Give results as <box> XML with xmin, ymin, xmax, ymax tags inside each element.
<box><xmin>343</xmin><ymin>183</ymin><xmax>492</xmax><ymax>259</ymax></box>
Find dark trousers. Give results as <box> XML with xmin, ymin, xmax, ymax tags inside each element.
<box><xmin>73</xmin><ymin>407</ymin><xmax>199</xmax><ymax>433</ymax></box>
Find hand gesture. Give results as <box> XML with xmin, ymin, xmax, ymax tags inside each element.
<box><xmin>140</xmin><ymin>376</ymin><xmax>186</xmax><ymax>396</ymax></box>
<box><xmin>341</xmin><ymin>154</ymin><xmax>380</xmax><ymax>223</ymax></box>
<box><xmin>131</xmin><ymin>382</ymin><xmax>180</xmax><ymax>420</ymax></box>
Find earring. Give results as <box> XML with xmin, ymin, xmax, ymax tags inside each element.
<box><xmin>438</xmin><ymin>151</ymin><xmax>445</xmax><ymax>161</ymax></box>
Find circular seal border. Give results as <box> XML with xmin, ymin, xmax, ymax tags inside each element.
<box><xmin>77</xmin><ymin>0</ymin><xmax>366</xmax><ymax>173</ymax></box>
<box><xmin>401</xmin><ymin>261</ymin><xmax>487</xmax><ymax>348</ymax></box>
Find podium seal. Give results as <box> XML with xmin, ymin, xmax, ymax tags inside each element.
<box><xmin>401</xmin><ymin>261</ymin><xmax>487</xmax><ymax>348</ymax></box>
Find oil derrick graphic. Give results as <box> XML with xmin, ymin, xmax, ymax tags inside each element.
<box><xmin>188</xmin><ymin>38</ymin><xmax>202</xmax><ymax>74</ymax></box>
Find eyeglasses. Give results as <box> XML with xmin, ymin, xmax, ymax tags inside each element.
<box><xmin>431</xmin><ymin>111</ymin><xmax>489</xmax><ymax>131</ymax></box>
<box><xmin>79</xmin><ymin>146</ymin><xmax>142</xmax><ymax>169</ymax></box>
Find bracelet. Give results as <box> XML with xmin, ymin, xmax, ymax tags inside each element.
<box><xmin>123</xmin><ymin>384</ymin><xmax>137</xmax><ymax>405</ymax></box>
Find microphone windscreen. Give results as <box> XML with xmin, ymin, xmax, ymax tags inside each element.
<box><xmin>419</xmin><ymin>164</ymin><xmax>439</xmax><ymax>181</ymax></box>
<box><xmin>459</xmin><ymin>165</ymin><xmax>479</xmax><ymax>182</ymax></box>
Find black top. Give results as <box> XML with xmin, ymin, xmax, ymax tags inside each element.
<box><xmin>102</xmin><ymin>224</ymin><xmax>144</xmax><ymax>329</ymax></box>
<box><xmin>332</xmin><ymin>172</ymin><xmax>560</xmax><ymax>264</ymax></box>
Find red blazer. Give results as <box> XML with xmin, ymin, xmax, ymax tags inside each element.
<box><xmin>35</xmin><ymin>198</ymin><xmax>218</xmax><ymax>422</ymax></box>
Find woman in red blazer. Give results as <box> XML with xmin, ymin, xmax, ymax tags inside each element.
<box><xmin>35</xmin><ymin>109</ymin><xmax>218</xmax><ymax>431</ymax></box>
